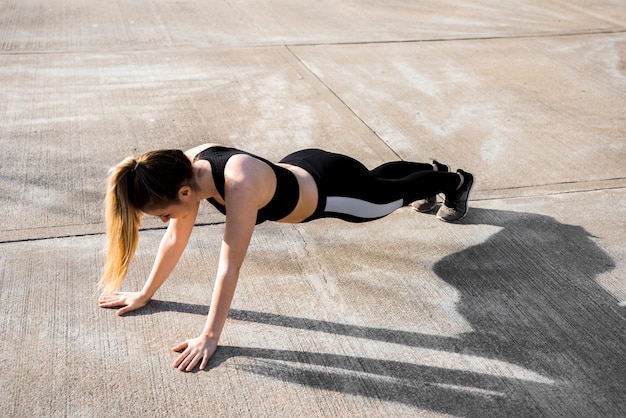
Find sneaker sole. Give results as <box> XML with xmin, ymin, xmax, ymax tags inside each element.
<box><xmin>413</xmin><ymin>202</ymin><xmax>437</xmax><ymax>213</ymax></box>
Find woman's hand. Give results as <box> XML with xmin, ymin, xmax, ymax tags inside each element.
<box><xmin>99</xmin><ymin>291</ymin><xmax>149</xmax><ymax>316</ymax></box>
<box><xmin>171</xmin><ymin>335</ymin><xmax>218</xmax><ymax>372</ymax></box>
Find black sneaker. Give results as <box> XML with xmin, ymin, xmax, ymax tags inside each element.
<box><xmin>436</xmin><ymin>169</ymin><xmax>474</xmax><ymax>222</ymax></box>
<box><xmin>411</xmin><ymin>160</ymin><xmax>449</xmax><ymax>212</ymax></box>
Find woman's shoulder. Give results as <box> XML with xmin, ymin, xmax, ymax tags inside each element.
<box><xmin>184</xmin><ymin>143</ymin><xmax>223</xmax><ymax>159</ymax></box>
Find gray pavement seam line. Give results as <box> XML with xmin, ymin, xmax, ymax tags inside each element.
<box><xmin>475</xmin><ymin>184</ymin><xmax>626</xmax><ymax>202</ymax></box>
<box><xmin>480</xmin><ymin>177</ymin><xmax>626</xmax><ymax>193</ymax></box>
<box><xmin>2</xmin><ymin>178</ymin><xmax>624</xmax><ymax>244</ymax></box>
<box><xmin>283</xmin><ymin>28</ymin><xmax>626</xmax><ymax>49</ymax></box>
<box><xmin>284</xmin><ymin>45</ymin><xmax>402</xmax><ymax>162</ymax></box>
<box><xmin>2</xmin><ymin>180</ymin><xmax>623</xmax><ymax>244</ymax></box>
<box><xmin>5</xmin><ymin>29</ymin><xmax>623</xmax><ymax>57</ymax></box>
<box><xmin>0</xmin><ymin>230</ymin><xmax>105</xmax><ymax>245</ymax></box>
<box><xmin>0</xmin><ymin>222</ymin><xmax>225</xmax><ymax>245</ymax></box>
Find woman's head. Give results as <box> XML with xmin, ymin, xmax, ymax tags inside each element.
<box><xmin>100</xmin><ymin>149</ymin><xmax>194</xmax><ymax>293</ymax></box>
<box><xmin>126</xmin><ymin>150</ymin><xmax>195</xmax><ymax>211</ymax></box>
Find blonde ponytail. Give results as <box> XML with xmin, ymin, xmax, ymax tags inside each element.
<box><xmin>99</xmin><ymin>157</ymin><xmax>142</xmax><ymax>294</ymax></box>
<box><xmin>99</xmin><ymin>149</ymin><xmax>195</xmax><ymax>294</ymax></box>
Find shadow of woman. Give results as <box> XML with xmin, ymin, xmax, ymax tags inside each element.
<box><xmin>432</xmin><ymin>208</ymin><xmax>625</xmax><ymax>416</ymax></box>
<box><xmin>141</xmin><ymin>208</ymin><xmax>624</xmax><ymax>416</ymax></box>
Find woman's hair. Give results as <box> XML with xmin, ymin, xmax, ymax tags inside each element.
<box><xmin>99</xmin><ymin>149</ymin><xmax>194</xmax><ymax>294</ymax></box>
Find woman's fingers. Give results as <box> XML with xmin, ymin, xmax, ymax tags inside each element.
<box><xmin>172</xmin><ymin>336</ymin><xmax>217</xmax><ymax>372</ymax></box>
<box><xmin>98</xmin><ymin>292</ymin><xmax>147</xmax><ymax>315</ymax></box>
<box><xmin>182</xmin><ymin>352</ymin><xmax>199</xmax><ymax>371</ymax></box>
<box><xmin>185</xmin><ymin>353</ymin><xmax>203</xmax><ymax>372</ymax></box>
<box><xmin>174</xmin><ymin>349</ymin><xmax>193</xmax><ymax>371</ymax></box>
<box><xmin>98</xmin><ymin>294</ymin><xmax>124</xmax><ymax>308</ymax></box>
<box><xmin>171</xmin><ymin>341</ymin><xmax>188</xmax><ymax>352</ymax></box>
<box><xmin>171</xmin><ymin>338</ymin><xmax>214</xmax><ymax>371</ymax></box>
<box><xmin>116</xmin><ymin>305</ymin><xmax>131</xmax><ymax>316</ymax></box>
<box><xmin>199</xmin><ymin>354</ymin><xmax>209</xmax><ymax>371</ymax></box>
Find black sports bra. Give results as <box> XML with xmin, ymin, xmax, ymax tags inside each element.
<box><xmin>195</xmin><ymin>146</ymin><xmax>300</xmax><ymax>224</ymax></box>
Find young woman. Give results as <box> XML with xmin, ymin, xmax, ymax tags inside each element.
<box><xmin>99</xmin><ymin>143</ymin><xmax>474</xmax><ymax>372</ymax></box>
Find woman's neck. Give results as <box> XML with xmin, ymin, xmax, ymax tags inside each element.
<box><xmin>192</xmin><ymin>160</ymin><xmax>219</xmax><ymax>201</ymax></box>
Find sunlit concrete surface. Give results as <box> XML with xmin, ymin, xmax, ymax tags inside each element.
<box><xmin>1</xmin><ymin>1</ymin><xmax>625</xmax><ymax>416</ymax></box>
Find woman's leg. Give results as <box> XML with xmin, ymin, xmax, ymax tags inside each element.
<box><xmin>370</xmin><ymin>161</ymin><xmax>434</xmax><ymax>179</ymax></box>
<box><xmin>282</xmin><ymin>149</ymin><xmax>461</xmax><ymax>222</ymax></box>
<box><xmin>369</xmin><ymin>159</ymin><xmax>474</xmax><ymax>222</ymax></box>
<box><xmin>368</xmin><ymin>166</ymin><xmax>461</xmax><ymax>207</ymax></box>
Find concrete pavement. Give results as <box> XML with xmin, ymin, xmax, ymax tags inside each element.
<box><xmin>1</xmin><ymin>1</ymin><xmax>625</xmax><ymax>416</ymax></box>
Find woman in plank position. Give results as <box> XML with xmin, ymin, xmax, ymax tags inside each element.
<box><xmin>99</xmin><ymin>143</ymin><xmax>474</xmax><ymax>371</ymax></box>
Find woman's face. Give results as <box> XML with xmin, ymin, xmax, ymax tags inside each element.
<box><xmin>143</xmin><ymin>202</ymin><xmax>191</xmax><ymax>223</ymax></box>
<box><xmin>142</xmin><ymin>186</ymin><xmax>195</xmax><ymax>223</ymax></box>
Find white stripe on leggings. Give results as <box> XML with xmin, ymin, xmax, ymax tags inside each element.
<box><xmin>325</xmin><ymin>196</ymin><xmax>403</xmax><ymax>219</ymax></box>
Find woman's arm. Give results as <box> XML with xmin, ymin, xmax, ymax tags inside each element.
<box><xmin>141</xmin><ymin>201</ymin><xmax>199</xmax><ymax>299</ymax></box>
<box><xmin>99</xmin><ymin>201</ymin><xmax>199</xmax><ymax>315</ymax></box>
<box><xmin>171</xmin><ymin>156</ymin><xmax>265</xmax><ymax>371</ymax></box>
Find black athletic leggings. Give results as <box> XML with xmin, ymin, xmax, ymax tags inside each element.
<box><xmin>279</xmin><ymin>149</ymin><xmax>460</xmax><ymax>223</ymax></box>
